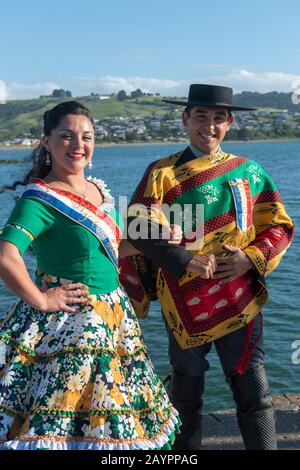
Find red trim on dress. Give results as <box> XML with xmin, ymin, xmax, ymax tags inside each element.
<box><xmin>31</xmin><ymin>178</ymin><xmax>122</xmax><ymax>244</ymax></box>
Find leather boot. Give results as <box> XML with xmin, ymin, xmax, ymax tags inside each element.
<box><xmin>229</xmin><ymin>365</ymin><xmax>277</xmax><ymax>450</ymax></box>
<box><xmin>166</xmin><ymin>372</ymin><xmax>204</xmax><ymax>450</ymax></box>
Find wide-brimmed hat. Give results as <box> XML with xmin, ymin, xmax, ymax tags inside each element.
<box><xmin>162</xmin><ymin>84</ymin><xmax>256</xmax><ymax>111</ymax></box>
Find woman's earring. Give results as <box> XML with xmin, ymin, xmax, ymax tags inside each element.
<box><xmin>46</xmin><ymin>152</ymin><xmax>51</xmax><ymax>166</ymax></box>
<box><xmin>88</xmin><ymin>160</ymin><xmax>93</xmax><ymax>170</ymax></box>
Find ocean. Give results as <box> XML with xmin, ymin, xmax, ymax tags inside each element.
<box><xmin>0</xmin><ymin>141</ymin><xmax>299</xmax><ymax>412</ymax></box>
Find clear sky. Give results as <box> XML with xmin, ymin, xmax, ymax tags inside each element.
<box><xmin>1</xmin><ymin>0</ymin><xmax>300</xmax><ymax>99</ymax></box>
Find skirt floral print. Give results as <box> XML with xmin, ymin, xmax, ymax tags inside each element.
<box><xmin>0</xmin><ymin>282</ymin><xmax>180</xmax><ymax>450</ymax></box>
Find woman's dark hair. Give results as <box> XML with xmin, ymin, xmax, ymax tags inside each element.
<box><xmin>2</xmin><ymin>101</ymin><xmax>94</xmax><ymax>192</ymax></box>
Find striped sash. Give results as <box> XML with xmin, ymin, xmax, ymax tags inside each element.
<box><xmin>22</xmin><ymin>179</ymin><xmax>121</xmax><ymax>269</ymax></box>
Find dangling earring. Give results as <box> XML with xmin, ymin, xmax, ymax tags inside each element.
<box><xmin>88</xmin><ymin>159</ymin><xmax>93</xmax><ymax>170</ymax></box>
<box><xmin>46</xmin><ymin>152</ymin><xmax>51</xmax><ymax>166</ymax></box>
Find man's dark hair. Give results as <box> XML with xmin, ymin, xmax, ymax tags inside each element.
<box><xmin>184</xmin><ymin>106</ymin><xmax>232</xmax><ymax>119</ymax></box>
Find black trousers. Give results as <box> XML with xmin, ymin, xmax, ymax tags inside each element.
<box><xmin>163</xmin><ymin>313</ymin><xmax>265</xmax><ymax>379</ymax></box>
<box><xmin>164</xmin><ymin>313</ymin><xmax>278</xmax><ymax>450</ymax></box>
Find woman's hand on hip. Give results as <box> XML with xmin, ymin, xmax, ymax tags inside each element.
<box><xmin>40</xmin><ymin>283</ymin><xmax>88</xmax><ymax>313</ymax></box>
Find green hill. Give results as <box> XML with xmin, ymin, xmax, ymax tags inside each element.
<box><xmin>0</xmin><ymin>91</ymin><xmax>300</xmax><ymax>142</ymax></box>
<box><xmin>233</xmin><ymin>91</ymin><xmax>299</xmax><ymax>111</ymax></box>
<box><xmin>0</xmin><ymin>95</ymin><xmax>170</xmax><ymax>140</ymax></box>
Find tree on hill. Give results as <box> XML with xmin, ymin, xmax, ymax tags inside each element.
<box><xmin>233</xmin><ymin>91</ymin><xmax>300</xmax><ymax>112</ymax></box>
<box><xmin>52</xmin><ymin>89</ymin><xmax>72</xmax><ymax>98</ymax></box>
<box><xmin>117</xmin><ymin>90</ymin><xmax>127</xmax><ymax>101</ymax></box>
<box><xmin>164</xmin><ymin>112</ymin><xmax>177</xmax><ymax>120</ymax></box>
<box><xmin>130</xmin><ymin>89</ymin><xmax>143</xmax><ymax>99</ymax></box>
<box><xmin>29</xmin><ymin>126</ymin><xmax>42</xmax><ymax>138</ymax></box>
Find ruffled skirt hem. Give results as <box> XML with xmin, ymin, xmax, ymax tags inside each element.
<box><xmin>0</xmin><ymin>287</ymin><xmax>181</xmax><ymax>450</ymax></box>
<box><xmin>0</xmin><ymin>409</ymin><xmax>180</xmax><ymax>451</ymax></box>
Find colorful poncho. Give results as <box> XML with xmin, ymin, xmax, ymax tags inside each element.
<box><xmin>119</xmin><ymin>148</ymin><xmax>294</xmax><ymax>349</ymax></box>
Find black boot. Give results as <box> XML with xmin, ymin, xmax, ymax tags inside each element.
<box><xmin>166</xmin><ymin>372</ymin><xmax>204</xmax><ymax>450</ymax></box>
<box><xmin>229</xmin><ymin>365</ymin><xmax>277</xmax><ymax>450</ymax></box>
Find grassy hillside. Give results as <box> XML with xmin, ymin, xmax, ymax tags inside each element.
<box><xmin>84</xmin><ymin>95</ymin><xmax>169</xmax><ymax>118</ymax></box>
<box><xmin>0</xmin><ymin>95</ymin><xmax>174</xmax><ymax>140</ymax></box>
<box><xmin>1</xmin><ymin>91</ymin><xmax>299</xmax><ymax>142</ymax></box>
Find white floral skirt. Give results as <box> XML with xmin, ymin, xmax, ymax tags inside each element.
<box><xmin>0</xmin><ymin>285</ymin><xmax>180</xmax><ymax>450</ymax></box>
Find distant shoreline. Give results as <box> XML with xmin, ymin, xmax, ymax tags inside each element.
<box><xmin>1</xmin><ymin>137</ymin><xmax>300</xmax><ymax>152</ymax></box>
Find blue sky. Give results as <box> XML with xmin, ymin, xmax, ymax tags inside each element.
<box><xmin>1</xmin><ymin>0</ymin><xmax>300</xmax><ymax>99</ymax></box>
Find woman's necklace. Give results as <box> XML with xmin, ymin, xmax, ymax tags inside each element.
<box><xmin>49</xmin><ymin>179</ymin><xmax>89</xmax><ymax>200</ymax></box>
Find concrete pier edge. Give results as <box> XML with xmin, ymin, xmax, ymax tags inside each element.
<box><xmin>201</xmin><ymin>394</ymin><xmax>300</xmax><ymax>450</ymax></box>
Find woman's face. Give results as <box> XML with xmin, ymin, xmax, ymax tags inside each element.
<box><xmin>44</xmin><ymin>114</ymin><xmax>95</xmax><ymax>176</ymax></box>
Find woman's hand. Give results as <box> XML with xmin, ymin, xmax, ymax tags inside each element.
<box><xmin>159</xmin><ymin>224</ymin><xmax>183</xmax><ymax>244</ymax></box>
<box><xmin>40</xmin><ymin>283</ymin><xmax>88</xmax><ymax>313</ymax></box>
<box><xmin>214</xmin><ymin>244</ymin><xmax>254</xmax><ymax>284</ymax></box>
<box><xmin>167</xmin><ymin>224</ymin><xmax>183</xmax><ymax>245</ymax></box>
<box><xmin>0</xmin><ymin>241</ymin><xmax>88</xmax><ymax>313</ymax></box>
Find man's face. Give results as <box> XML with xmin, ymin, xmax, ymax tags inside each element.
<box><xmin>182</xmin><ymin>106</ymin><xmax>233</xmax><ymax>155</ymax></box>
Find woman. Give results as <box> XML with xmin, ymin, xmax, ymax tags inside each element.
<box><xmin>0</xmin><ymin>101</ymin><xmax>181</xmax><ymax>450</ymax></box>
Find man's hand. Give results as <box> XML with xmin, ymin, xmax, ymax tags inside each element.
<box><xmin>214</xmin><ymin>244</ymin><xmax>254</xmax><ymax>284</ymax></box>
<box><xmin>186</xmin><ymin>253</ymin><xmax>217</xmax><ymax>279</ymax></box>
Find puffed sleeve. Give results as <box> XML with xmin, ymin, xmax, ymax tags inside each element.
<box><xmin>0</xmin><ymin>197</ymin><xmax>54</xmax><ymax>255</ymax></box>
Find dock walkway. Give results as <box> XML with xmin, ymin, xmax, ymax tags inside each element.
<box><xmin>201</xmin><ymin>394</ymin><xmax>300</xmax><ymax>450</ymax></box>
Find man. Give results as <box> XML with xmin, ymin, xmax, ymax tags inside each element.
<box><xmin>119</xmin><ymin>84</ymin><xmax>294</xmax><ymax>450</ymax></box>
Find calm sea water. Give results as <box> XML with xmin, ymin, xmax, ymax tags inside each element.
<box><xmin>0</xmin><ymin>141</ymin><xmax>299</xmax><ymax>412</ymax></box>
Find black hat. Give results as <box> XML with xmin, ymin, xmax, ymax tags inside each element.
<box><xmin>162</xmin><ymin>84</ymin><xmax>256</xmax><ymax>111</ymax></box>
